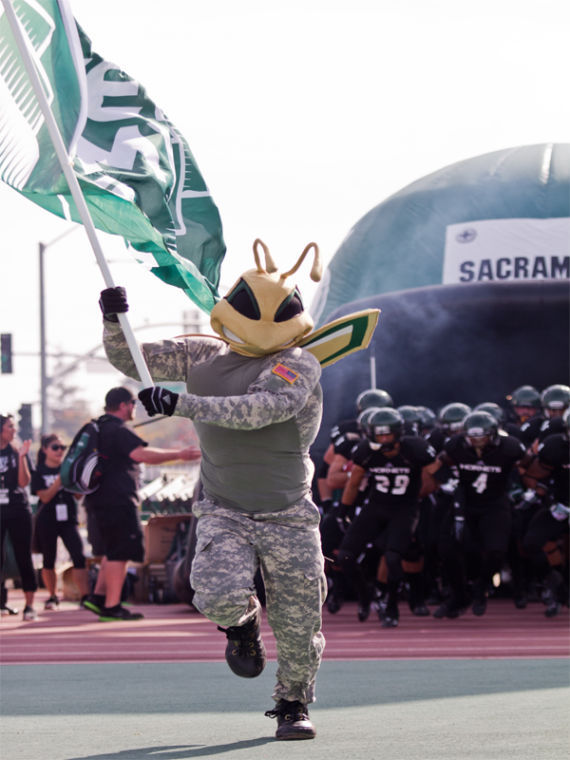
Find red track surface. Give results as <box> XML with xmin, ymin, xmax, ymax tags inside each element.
<box><xmin>1</xmin><ymin>590</ymin><xmax>568</xmax><ymax>665</ymax></box>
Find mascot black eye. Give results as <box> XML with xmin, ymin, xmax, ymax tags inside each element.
<box><xmin>225</xmin><ymin>279</ymin><xmax>261</xmax><ymax>320</ymax></box>
<box><xmin>275</xmin><ymin>288</ymin><xmax>304</xmax><ymax>322</ymax></box>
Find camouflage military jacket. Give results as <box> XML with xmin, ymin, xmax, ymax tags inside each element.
<box><xmin>103</xmin><ymin>323</ymin><xmax>323</xmax><ymax>513</ymax></box>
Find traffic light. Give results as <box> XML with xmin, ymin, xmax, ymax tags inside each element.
<box><xmin>1</xmin><ymin>333</ymin><xmax>12</xmax><ymax>374</ymax></box>
<box><xmin>18</xmin><ymin>404</ymin><xmax>33</xmax><ymax>441</ymax></box>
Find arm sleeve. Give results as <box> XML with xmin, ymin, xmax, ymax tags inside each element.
<box><xmin>537</xmin><ymin>438</ymin><xmax>559</xmax><ymax>468</ymax></box>
<box><xmin>351</xmin><ymin>440</ymin><xmax>372</xmax><ymax>468</ymax></box>
<box><xmin>174</xmin><ymin>351</ymin><xmax>321</xmax><ymax>430</ymax></box>
<box><xmin>102</xmin><ymin>321</ymin><xmax>225</xmax><ymax>382</ymax></box>
<box><xmin>116</xmin><ymin>426</ymin><xmax>147</xmax><ymax>456</ymax></box>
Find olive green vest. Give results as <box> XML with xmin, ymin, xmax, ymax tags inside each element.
<box><xmin>188</xmin><ymin>351</ymin><xmax>318</xmax><ymax>513</ymax></box>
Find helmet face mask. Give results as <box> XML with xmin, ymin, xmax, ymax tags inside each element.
<box><xmin>466</xmin><ymin>433</ymin><xmax>492</xmax><ymax>449</ymax></box>
<box><xmin>367</xmin><ymin>408</ymin><xmax>404</xmax><ymax>452</ymax></box>
<box><xmin>371</xmin><ymin>432</ymin><xmax>397</xmax><ymax>453</ymax></box>
<box><xmin>513</xmin><ymin>405</ymin><xmax>538</xmax><ymax>423</ymax></box>
<box><xmin>541</xmin><ymin>384</ymin><xmax>570</xmax><ymax>419</ymax></box>
<box><xmin>507</xmin><ymin>385</ymin><xmax>541</xmax><ymax>422</ymax></box>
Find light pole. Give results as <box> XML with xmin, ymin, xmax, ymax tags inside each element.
<box><xmin>39</xmin><ymin>227</ymin><xmax>78</xmax><ymax>435</ymax></box>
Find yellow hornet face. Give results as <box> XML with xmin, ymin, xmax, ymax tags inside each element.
<box><xmin>210</xmin><ymin>239</ymin><xmax>322</xmax><ymax>357</ymax></box>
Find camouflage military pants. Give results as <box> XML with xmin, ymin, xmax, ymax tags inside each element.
<box><xmin>190</xmin><ymin>495</ymin><xmax>327</xmax><ymax>704</ymax></box>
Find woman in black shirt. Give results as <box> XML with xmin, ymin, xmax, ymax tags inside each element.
<box><xmin>32</xmin><ymin>434</ymin><xmax>89</xmax><ymax>608</ymax></box>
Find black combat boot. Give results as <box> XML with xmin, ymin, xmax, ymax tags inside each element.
<box><xmin>218</xmin><ymin>607</ymin><xmax>266</xmax><ymax>678</ymax></box>
<box><xmin>265</xmin><ymin>699</ymin><xmax>316</xmax><ymax>740</ymax></box>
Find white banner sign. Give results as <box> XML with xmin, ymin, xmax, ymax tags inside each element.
<box><xmin>443</xmin><ymin>218</ymin><xmax>570</xmax><ymax>284</ymax></box>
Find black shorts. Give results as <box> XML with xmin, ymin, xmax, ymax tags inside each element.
<box><xmin>35</xmin><ymin>511</ymin><xmax>86</xmax><ymax>570</ymax></box>
<box><xmin>92</xmin><ymin>504</ymin><xmax>144</xmax><ymax>563</ymax></box>
<box><xmin>85</xmin><ymin>506</ymin><xmax>105</xmax><ymax>557</ymax></box>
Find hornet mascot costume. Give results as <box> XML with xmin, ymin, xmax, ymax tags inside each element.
<box><xmin>99</xmin><ymin>239</ymin><xmax>378</xmax><ymax>740</ymax></box>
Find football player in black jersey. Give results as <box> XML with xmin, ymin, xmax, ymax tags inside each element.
<box><xmin>316</xmin><ymin>418</ymin><xmax>361</xmax><ymax>516</ymax></box>
<box><xmin>320</xmin><ymin>417</ymin><xmax>363</xmax><ymax>614</ymax></box>
<box><xmin>315</xmin><ymin>419</ymin><xmax>355</xmax><ymax>517</ymax></box>
<box><xmin>336</xmin><ymin>408</ymin><xmax>438</xmax><ymax>627</ymax></box>
<box><xmin>531</xmin><ymin>384</ymin><xmax>570</xmax><ymax>452</ymax></box>
<box><xmin>426</xmin><ymin>411</ymin><xmax>528</xmax><ymax>618</ymax></box>
<box><xmin>316</xmin><ymin>388</ymin><xmax>393</xmax><ymax>515</ymax></box>
<box><xmin>426</xmin><ymin>402</ymin><xmax>471</xmax><ymax>454</ymax></box>
<box><xmin>475</xmin><ymin>401</ymin><xmax>537</xmax><ymax>608</ymax></box>
<box><xmin>417</xmin><ymin>406</ymin><xmax>437</xmax><ymax>437</ymax></box>
<box><xmin>521</xmin><ymin>409</ymin><xmax>570</xmax><ymax>617</ymax></box>
<box><xmin>420</xmin><ymin>402</ymin><xmax>470</xmax><ymax>604</ymax></box>
<box><xmin>504</xmin><ymin>385</ymin><xmax>545</xmax><ymax>448</ymax></box>
<box><xmin>323</xmin><ymin>408</ymin><xmax>386</xmax><ymax>617</ymax></box>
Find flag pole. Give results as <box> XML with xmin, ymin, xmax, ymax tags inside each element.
<box><xmin>1</xmin><ymin>0</ymin><xmax>154</xmax><ymax>387</ymax></box>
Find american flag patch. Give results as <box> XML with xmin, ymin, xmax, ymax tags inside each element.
<box><xmin>272</xmin><ymin>363</ymin><xmax>299</xmax><ymax>384</ymax></box>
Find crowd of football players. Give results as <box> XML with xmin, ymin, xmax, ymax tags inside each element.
<box><xmin>314</xmin><ymin>383</ymin><xmax>569</xmax><ymax>625</ymax></box>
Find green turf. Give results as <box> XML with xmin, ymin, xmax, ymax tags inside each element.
<box><xmin>1</xmin><ymin>659</ymin><xmax>568</xmax><ymax>759</ymax></box>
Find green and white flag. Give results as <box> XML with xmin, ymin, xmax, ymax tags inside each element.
<box><xmin>0</xmin><ymin>0</ymin><xmax>225</xmax><ymax>313</ymax></box>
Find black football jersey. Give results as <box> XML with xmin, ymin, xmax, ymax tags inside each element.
<box><xmin>537</xmin><ymin>433</ymin><xmax>570</xmax><ymax>504</ymax></box>
<box><xmin>443</xmin><ymin>433</ymin><xmax>526</xmax><ymax>507</ymax></box>
<box><xmin>537</xmin><ymin>416</ymin><xmax>566</xmax><ymax>443</ymax></box>
<box><xmin>334</xmin><ymin>431</ymin><xmax>362</xmax><ymax>459</ymax></box>
<box><xmin>352</xmin><ymin>436</ymin><xmax>436</xmax><ymax>507</ymax></box>
<box><xmin>329</xmin><ymin>419</ymin><xmax>359</xmax><ymax>446</ymax></box>
<box><xmin>425</xmin><ymin>427</ymin><xmax>449</xmax><ymax>453</ymax></box>
<box><xmin>517</xmin><ymin>415</ymin><xmax>546</xmax><ymax>447</ymax></box>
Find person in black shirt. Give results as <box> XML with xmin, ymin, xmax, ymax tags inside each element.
<box><xmin>521</xmin><ymin>412</ymin><xmax>570</xmax><ymax>617</ymax></box>
<box><xmin>530</xmin><ymin>385</ymin><xmax>570</xmax><ymax>452</ymax></box>
<box><xmin>31</xmin><ymin>434</ymin><xmax>89</xmax><ymax>609</ymax></box>
<box><xmin>82</xmin><ymin>387</ymin><xmax>200</xmax><ymax>621</ymax></box>
<box><xmin>337</xmin><ymin>408</ymin><xmax>437</xmax><ymax>627</ymax></box>
<box><xmin>427</xmin><ymin>411</ymin><xmax>527</xmax><ymax>617</ymax></box>
<box><xmin>0</xmin><ymin>413</ymin><xmax>37</xmax><ymax>620</ymax></box>
<box><xmin>504</xmin><ymin>385</ymin><xmax>545</xmax><ymax>448</ymax></box>
<box><xmin>319</xmin><ymin>418</ymin><xmax>362</xmax><ymax>614</ymax></box>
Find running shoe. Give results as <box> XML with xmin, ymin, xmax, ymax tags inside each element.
<box><xmin>99</xmin><ymin>605</ymin><xmax>144</xmax><ymax>621</ymax></box>
<box><xmin>44</xmin><ymin>595</ymin><xmax>60</xmax><ymax>610</ymax></box>
<box><xmin>82</xmin><ymin>594</ymin><xmax>105</xmax><ymax>615</ymax></box>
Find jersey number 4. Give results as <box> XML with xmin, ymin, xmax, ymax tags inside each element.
<box><xmin>471</xmin><ymin>472</ymin><xmax>488</xmax><ymax>494</ymax></box>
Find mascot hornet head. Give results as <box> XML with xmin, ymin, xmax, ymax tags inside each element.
<box><xmin>210</xmin><ymin>239</ymin><xmax>322</xmax><ymax>357</ymax></box>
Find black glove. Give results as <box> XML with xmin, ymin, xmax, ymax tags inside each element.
<box><xmin>99</xmin><ymin>287</ymin><xmax>128</xmax><ymax>322</ymax></box>
<box><xmin>138</xmin><ymin>386</ymin><xmax>179</xmax><ymax>417</ymax></box>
